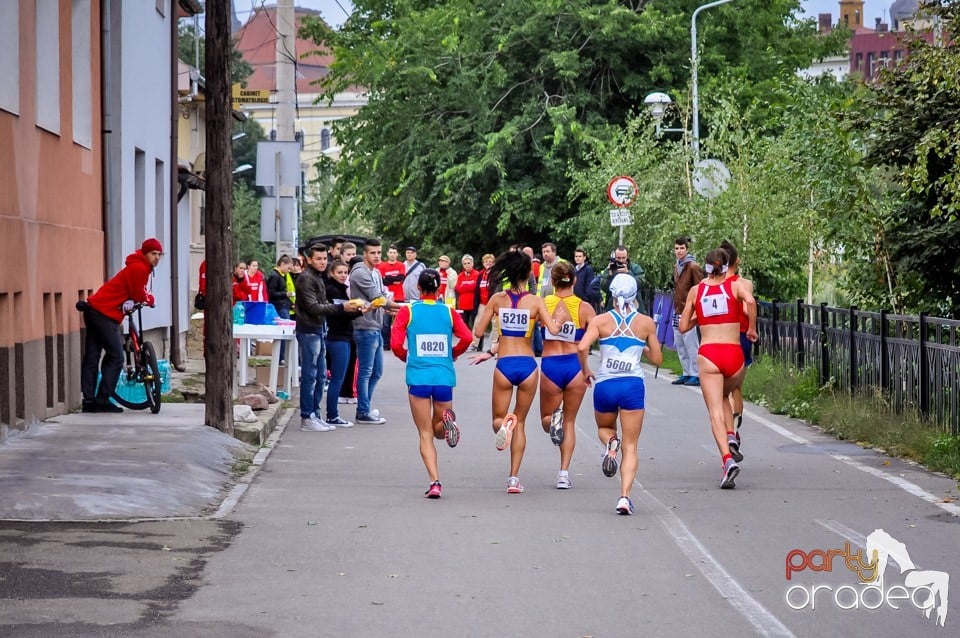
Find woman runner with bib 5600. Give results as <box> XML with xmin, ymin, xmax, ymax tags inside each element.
<box><xmin>578</xmin><ymin>274</ymin><xmax>662</xmax><ymax>515</ymax></box>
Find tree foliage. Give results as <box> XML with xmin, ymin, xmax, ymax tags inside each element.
<box><xmin>300</xmin><ymin>0</ymin><xmax>834</xmax><ymax>256</ymax></box>
<box><xmin>848</xmin><ymin>1</ymin><xmax>960</xmax><ymax>315</ymax></box>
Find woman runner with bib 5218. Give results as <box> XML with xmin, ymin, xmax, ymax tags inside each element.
<box><xmin>678</xmin><ymin>247</ymin><xmax>757</xmax><ymax>490</ymax></box>
<box><xmin>578</xmin><ymin>274</ymin><xmax>662</xmax><ymax>515</ymax></box>
<box><xmin>471</xmin><ymin>251</ymin><xmax>561</xmax><ymax>494</ymax></box>
<box><xmin>390</xmin><ymin>269</ymin><xmax>474</xmax><ymax>499</ymax></box>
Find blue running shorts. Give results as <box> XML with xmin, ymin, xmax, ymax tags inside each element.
<box><xmin>541</xmin><ymin>353</ymin><xmax>581</xmax><ymax>390</ymax></box>
<box><xmin>408</xmin><ymin>385</ymin><xmax>453</xmax><ymax>402</ymax></box>
<box><xmin>495</xmin><ymin>356</ymin><xmax>538</xmax><ymax>386</ymax></box>
<box><xmin>593</xmin><ymin>377</ymin><xmax>646</xmax><ymax>413</ymax></box>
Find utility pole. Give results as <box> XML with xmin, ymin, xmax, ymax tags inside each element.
<box><xmin>275</xmin><ymin>0</ymin><xmax>296</xmax><ymax>260</ymax></box>
<box><xmin>204</xmin><ymin>0</ymin><xmax>235</xmax><ymax>435</ymax></box>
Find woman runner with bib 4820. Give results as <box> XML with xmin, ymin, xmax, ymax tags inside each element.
<box><xmin>390</xmin><ymin>269</ymin><xmax>474</xmax><ymax>499</ymax></box>
<box><xmin>471</xmin><ymin>251</ymin><xmax>562</xmax><ymax>494</ymax></box>
<box><xmin>578</xmin><ymin>274</ymin><xmax>662</xmax><ymax>515</ymax></box>
<box><xmin>678</xmin><ymin>247</ymin><xmax>757</xmax><ymax>490</ymax></box>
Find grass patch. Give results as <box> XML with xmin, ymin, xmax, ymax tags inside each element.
<box><xmin>743</xmin><ymin>355</ymin><xmax>960</xmax><ymax>480</ymax></box>
<box><xmin>648</xmin><ymin>347</ymin><xmax>682</xmax><ymax>377</ymax></box>
<box><xmin>180</xmin><ymin>374</ymin><xmax>204</xmax><ymax>388</ymax></box>
<box><xmin>161</xmin><ymin>392</ymin><xmax>186</xmax><ymax>403</ymax></box>
<box><xmin>231</xmin><ymin>457</ymin><xmax>253</xmax><ymax>477</ymax></box>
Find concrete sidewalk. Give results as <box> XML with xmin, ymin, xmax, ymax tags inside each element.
<box><xmin>0</xmin><ymin>404</ymin><xmax>266</xmax><ymax>522</ymax></box>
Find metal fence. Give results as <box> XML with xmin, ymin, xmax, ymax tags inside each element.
<box><xmin>757</xmin><ymin>300</ymin><xmax>960</xmax><ymax>435</ymax></box>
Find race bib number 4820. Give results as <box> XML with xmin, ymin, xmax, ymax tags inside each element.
<box><xmin>416</xmin><ymin>334</ymin><xmax>448</xmax><ymax>357</ymax></box>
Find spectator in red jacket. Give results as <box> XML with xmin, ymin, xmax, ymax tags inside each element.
<box><xmin>233</xmin><ymin>262</ymin><xmax>252</xmax><ymax>303</ymax></box>
<box><xmin>78</xmin><ymin>238</ymin><xmax>160</xmax><ymax>413</ymax></box>
<box><xmin>455</xmin><ymin>254</ymin><xmax>481</xmax><ymax>330</ymax></box>
<box><xmin>474</xmin><ymin>253</ymin><xmax>496</xmax><ymax>350</ymax></box>
<box><xmin>378</xmin><ymin>244</ymin><xmax>407</xmax><ymax>343</ymax></box>
<box><xmin>245</xmin><ymin>259</ymin><xmax>266</xmax><ymax>301</ymax></box>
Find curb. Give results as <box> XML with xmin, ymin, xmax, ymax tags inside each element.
<box><xmin>211</xmin><ymin>407</ymin><xmax>294</xmax><ymax>519</ymax></box>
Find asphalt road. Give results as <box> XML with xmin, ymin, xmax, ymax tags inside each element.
<box><xmin>2</xmin><ymin>352</ymin><xmax>958</xmax><ymax>637</ymax></box>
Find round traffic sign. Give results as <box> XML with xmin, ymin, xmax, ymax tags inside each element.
<box><xmin>607</xmin><ymin>176</ymin><xmax>638</xmax><ymax>207</ymax></box>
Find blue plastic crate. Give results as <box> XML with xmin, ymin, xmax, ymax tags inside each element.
<box><xmin>241</xmin><ymin>301</ymin><xmax>275</xmax><ymax>325</ymax></box>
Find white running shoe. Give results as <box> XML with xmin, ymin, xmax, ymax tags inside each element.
<box><xmin>556</xmin><ymin>472</ymin><xmax>572</xmax><ymax>489</ymax></box>
<box><xmin>495</xmin><ymin>414</ymin><xmax>517</xmax><ymax>451</ymax></box>
<box><xmin>616</xmin><ymin>497</ymin><xmax>634</xmax><ymax>515</ymax></box>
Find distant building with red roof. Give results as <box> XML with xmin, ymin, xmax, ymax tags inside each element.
<box><xmin>234</xmin><ymin>4</ymin><xmax>366</xmax><ymax>195</ymax></box>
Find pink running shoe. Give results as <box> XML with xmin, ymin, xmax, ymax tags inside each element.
<box><xmin>495</xmin><ymin>414</ymin><xmax>517</xmax><ymax>451</ymax></box>
<box><xmin>506</xmin><ymin>476</ymin><xmax>524</xmax><ymax>494</ymax></box>
<box><xmin>442</xmin><ymin>408</ymin><xmax>460</xmax><ymax>448</ymax></box>
<box><xmin>425</xmin><ymin>481</ymin><xmax>442</xmax><ymax>499</ymax></box>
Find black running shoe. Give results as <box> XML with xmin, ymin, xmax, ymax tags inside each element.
<box><xmin>602</xmin><ymin>436</ymin><xmax>620</xmax><ymax>478</ymax></box>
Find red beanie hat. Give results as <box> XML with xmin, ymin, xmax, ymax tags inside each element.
<box><xmin>141</xmin><ymin>238</ymin><xmax>163</xmax><ymax>254</ymax></box>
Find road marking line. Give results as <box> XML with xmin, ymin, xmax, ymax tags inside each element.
<box><xmin>815</xmin><ymin>519</ymin><xmax>918</xmax><ymax>571</ymax></box>
<box><xmin>582</xmin><ymin>427</ymin><xmax>795</xmax><ymax>638</ymax></box>
<box><xmin>744</xmin><ymin>408</ymin><xmax>960</xmax><ymax>517</ymax></box>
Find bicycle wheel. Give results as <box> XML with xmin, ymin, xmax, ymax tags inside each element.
<box><xmin>141</xmin><ymin>341</ymin><xmax>163</xmax><ymax>414</ymax></box>
<box><xmin>112</xmin><ymin>338</ymin><xmax>150</xmax><ymax>411</ymax></box>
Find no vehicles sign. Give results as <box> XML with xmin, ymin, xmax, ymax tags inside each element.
<box><xmin>607</xmin><ymin>176</ymin><xmax>638</xmax><ymax>207</ymax></box>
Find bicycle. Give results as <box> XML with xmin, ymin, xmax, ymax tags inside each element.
<box><xmin>112</xmin><ymin>301</ymin><xmax>163</xmax><ymax>413</ymax></box>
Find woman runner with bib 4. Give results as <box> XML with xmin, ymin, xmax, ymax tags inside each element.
<box><xmin>391</xmin><ymin>269</ymin><xmax>474</xmax><ymax>499</ymax></box>
<box><xmin>678</xmin><ymin>247</ymin><xmax>757</xmax><ymax>489</ymax></box>
<box><xmin>578</xmin><ymin>274</ymin><xmax>662</xmax><ymax>515</ymax></box>
<box><xmin>539</xmin><ymin>261</ymin><xmax>596</xmax><ymax>489</ymax></box>
<box><xmin>471</xmin><ymin>251</ymin><xmax>561</xmax><ymax>494</ymax></box>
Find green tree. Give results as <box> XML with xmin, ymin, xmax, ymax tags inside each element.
<box><xmin>850</xmin><ymin>2</ymin><xmax>960</xmax><ymax>316</ymax></box>
<box><xmin>300</xmin><ymin>0</ymin><xmax>836</xmax><ymax>254</ymax></box>
<box><xmin>178</xmin><ymin>21</ymin><xmax>253</xmax><ymax>86</ymax></box>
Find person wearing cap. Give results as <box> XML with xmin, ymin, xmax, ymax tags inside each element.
<box><xmin>390</xmin><ymin>268</ymin><xmax>474</xmax><ymax>499</ymax></box>
<box><xmin>77</xmin><ymin>238</ymin><xmax>161</xmax><ymax>413</ymax></box>
<box><xmin>578</xmin><ymin>273</ymin><xmax>663</xmax><ymax>515</ymax></box>
<box><xmin>678</xmin><ymin>247</ymin><xmax>757</xmax><ymax>490</ymax></box>
<box><xmin>436</xmin><ymin>255</ymin><xmax>457</xmax><ymax>306</ymax></box>
<box><xmin>402</xmin><ymin>246</ymin><xmax>426</xmax><ymax>302</ymax></box>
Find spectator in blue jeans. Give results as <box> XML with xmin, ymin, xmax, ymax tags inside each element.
<box><xmin>349</xmin><ymin>238</ymin><xmax>405</xmax><ymax>424</ymax></box>
<box><xmin>324</xmin><ymin>259</ymin><xmax>364</xmax><ymax>426</ymax></box>
<box><xmin>266</xmin><ymin>254</ymin><xmax>294</xmax><ymax>363</ymax></box>
<box><xmin>295</xmin><ymin>243</ymin><xmax>365</xmax><ymax>431</ymax></box>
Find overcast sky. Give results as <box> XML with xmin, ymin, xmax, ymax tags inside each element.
<box><xmin>238</xmin><ymin>1</ymin><xmax>890</xmax><ymax>31</ymax></box>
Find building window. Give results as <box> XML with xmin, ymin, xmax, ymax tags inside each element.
<box><xmin>36</xmin><ymin>0</ymin><xmax>61</xmax><ymax>134</ymax></box>
<box><xmin>135</xmin><ymin>149</ymin><xmax>146</xmax><ymax>241</ymax></box>
<box><xmin>321</xmin><ymin>128</ymin><xmax>331</xmax><ymax>151</ymax></box>
<box><xmin>72</xmin><ymin>0</ymin><xmax>92</xmax><ymax>147</ymax></box>
<box><xmin>0</xmin><ymin>1</ymin><xmax>19</xmax><ymax>114</ymax></box>
<box><xmin>155</xmin><ymin>159</ymin><xmax>165</xmax><ymax>248</ymax></box>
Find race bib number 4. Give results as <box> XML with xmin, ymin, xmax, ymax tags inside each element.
<box><xmin>544</xmin><ymin>321</ymin><xmax>576</xmax><ymax>342</ymax></box>
<box><xmin>700</xmin><ymin>292</ymin><xmax>729</xmax><ymax>318</ymax></box>
<box><xmin>416</xmin><ymin>334</ymin><xmax>448</xmax><ymax>357</ymax></box>
<box><xmin>498</xmin><ymin>308</ymin><xmax>530</xmax><ymax>333</ymax></box>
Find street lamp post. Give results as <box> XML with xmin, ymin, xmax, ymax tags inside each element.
<box><xmin>691</xmin><ymin>0</ymin><xmax>735</xmax><ymax>164</ymax></box>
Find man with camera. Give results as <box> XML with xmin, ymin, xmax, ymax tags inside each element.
<box><xmin>599</xmin><ymin>245</ymin><xmax>646</xmax><ymax>314</ymax></box>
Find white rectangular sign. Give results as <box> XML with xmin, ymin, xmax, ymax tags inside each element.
<box><xmin>609</xmin><ymin>209</ymin><xmax>632</xmax><ymax>227</ymax></box>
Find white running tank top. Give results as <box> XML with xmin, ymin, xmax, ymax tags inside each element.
<box><xmin>596</xmin><ymin>310</ymin><xmax>646</xmax><ymax>383</ymax></box>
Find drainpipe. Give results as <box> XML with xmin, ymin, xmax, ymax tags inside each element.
<box><xmin>169</xmin><ymin>6</ymin><xmax>186</xmax><ymax>371</ymax></box>
<box><xmin>100</xmin><ymin>0</ymin><xmax>114</xmax><ymax>278</ymax></box>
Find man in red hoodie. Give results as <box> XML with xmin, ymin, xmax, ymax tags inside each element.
<box><xmin>78</xmin><ymin>238</ymin><xmax>160</xmax><ymax>413</ymax></box>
